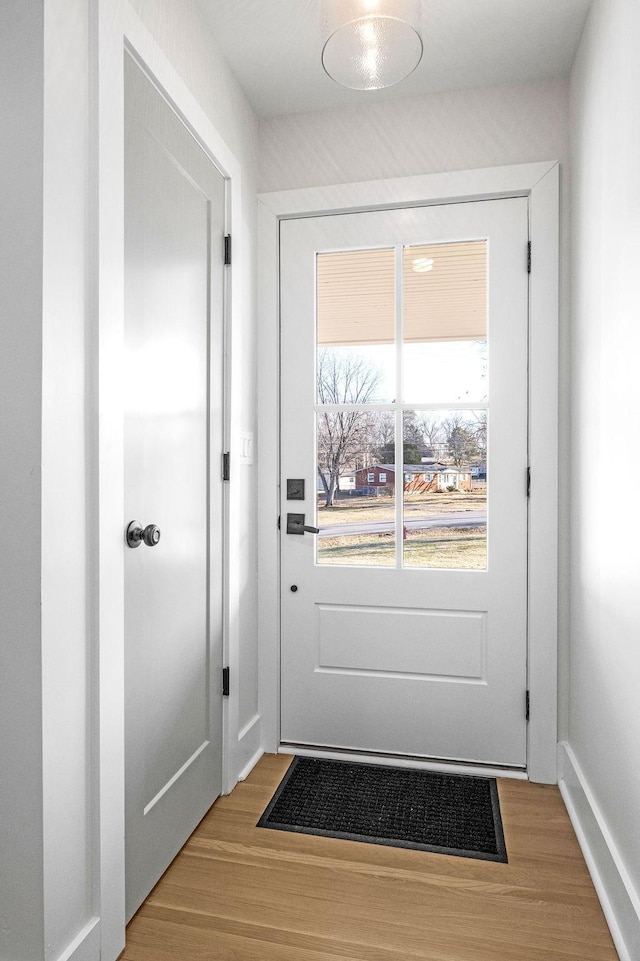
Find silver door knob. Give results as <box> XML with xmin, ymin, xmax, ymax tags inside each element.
<box><xmin>126</xmin><ymin>520</ymin><xmax>161</xmax><ymax>548</ymax></box>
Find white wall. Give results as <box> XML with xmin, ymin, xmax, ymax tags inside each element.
<box><xmin>1</xmin><ymin>3</ymin><xmax>95</xmax><ymax>960</ymax></box>
<box><xmin>0</xmin><ymin>5</ymin><xmax>46</xmax><ymax>959</ymax></box>
<box><xmin>0</xmin><ymin>1</ymin><xmax>260</xmax><ymax>959</ymax></box>
<box><xmin>42</xmin><ymin>2</ymin><xmax>95</xmax><ymax>957</ymax></box>
<box><xmin>259</xmin><ymin>76</ymin><xmax>572</xmax><ymax>743</ymax></box>
<box><xmin>258</xmin><ymin>77</ymin><xmax>569</xmax><ymax>192</ymax></box>
<box><xmin>566</xmin><ymin>0</ymin><xmax>640</xmax><ymax>954</ymax></box>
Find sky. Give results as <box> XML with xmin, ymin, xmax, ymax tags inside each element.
<box><xmin>322</xmin><ymin>340</ymin><xmax>488</xmax><ymax>407</ymax></box>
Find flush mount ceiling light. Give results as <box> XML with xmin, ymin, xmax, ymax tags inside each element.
<box><xmin>321</xmin><ymin>0</ymin><xmax>423</xmax><ymax>91</ymax></box>
<box><xmin>412</xmin><ymin>257</ymin><xmax>434</xmax><ymax>272</ymax></box>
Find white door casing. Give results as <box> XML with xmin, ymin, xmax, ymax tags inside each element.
<box><xmin>258</xmin><ymin>162</ymin><xmax>559</xmax><ymax>783</ymax></box>
<box><xmin>124</xmin><ymin>55</ymin><xmax>225</xmax><ymax>920</ymax></box>
<box><xmin>280</xmin><ymin>199</ymin><xmax>529</xmax><ymax>766</ymax></box>
<box><xmin>96</xmin><ymin>8</ymin><xmax>247</xmax><ymax>955</ymax></box>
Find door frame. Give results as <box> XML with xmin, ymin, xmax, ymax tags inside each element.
<box><xmin>95</xmin><ymin>5</ymin><xmax>245</xmax><ymax>958</ymax></box>
<box><xmin>258</xmin><ymin>161</ymin><xmax>559</xmax><ymax>785</ymax></box>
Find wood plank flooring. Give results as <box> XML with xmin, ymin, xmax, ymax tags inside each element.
<box><xmin>121</xmin><ymin>753</ymin><xmax>619</xmax><ymax>961</ymax></box>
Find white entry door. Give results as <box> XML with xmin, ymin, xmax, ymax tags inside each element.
<box><xmin>124</xmin><ymin>57</ymin><xmax>225</xmax><ymax>919</ymax></box>
<box><xmin>280</xmin><ymin>198</ymin><xmax>529</xmax><ymax>768</ymax></box>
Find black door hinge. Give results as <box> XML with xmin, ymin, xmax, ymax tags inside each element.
<box><xmin>526</xmin><ymin>689</ymin><xmax>530</xmax><ymax>721</ymax></box>
<box><xmin>277</xmin><ymin>515</ymin><xmax>281</xmax><ymax>530</ymax></box>
<box><xmin>527</xmin><ymin>241</ymin><xmax>532</xmax><ymax>274</ymax></box>
<box><xmin>526</xmin><ymin>466</ymin><xmax>531</xmax><ymax>497</ymax></box>
<box><xmin>224</xmin><ymin>234</ymin><xmax>231</xmax><ymax>266</ymax></box>
<box><xmin>222</xmin><ymin>452</ymin><xmax>230</xmax><ymax>481</ymax></box>
<box><xmin>222</xmin><ymin>666</ymin><xmax>230</xmax><ymax>697</ymax></box>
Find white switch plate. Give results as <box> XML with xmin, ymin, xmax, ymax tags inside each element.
<box><xmin>240</xmin><ymin>431</ymin><xmax>254</xmax><ymax>465</ymax></box>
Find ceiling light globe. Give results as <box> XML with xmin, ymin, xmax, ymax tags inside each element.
<box><xmin>321</xmin><ymin>0</ymin><xmax>423</xmax><ymax>91</ymax></box>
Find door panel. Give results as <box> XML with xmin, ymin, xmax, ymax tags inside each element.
<box><xmin>124</xmin><ymin>57</ymin><xmax>225</xmax><ymax>920</ymax></box>
<box><xmin>280</xmin><ymin>199</ymin><xmax>529</xmax><ymax>767</ymax></box>
<box><xmin>317</xmin><ymin>604</ymin><xmax>485</xmax><ymax>677</ymax></box>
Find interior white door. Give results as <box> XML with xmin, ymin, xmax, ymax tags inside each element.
<box><xmin>280</xmin><ymin>198</ymin><xmax>529</xmax><ymax>768</ymax></box>
<box><xmin>124</xmin><ymin>56</ymin><xmax>225</xmax><ymax>919</ymax></box>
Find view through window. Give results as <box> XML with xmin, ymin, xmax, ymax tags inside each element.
<box><xmin>315</xmin><ymin>241</ymin><xmax>488</xmax><ymax>569</ymax></box>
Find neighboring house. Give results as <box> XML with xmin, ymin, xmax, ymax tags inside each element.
<box><xmin>354</xmin><ymin>464</ymin><xmax>472</xmax><ymax>493</ymax></box>
<box><xmin>317</xmin><ymin>471</ymin><xmax>356</xmax><ymax>493</ymax></box>
<box><xmin>469</xmin><ymin>462</ymin><xmax>487</xmax><ymax>480</ymax></box>
<box><xmin>353</xmin><ymin>463</ymin><xmax>395</xmax><ymax>492</ymax></box>
<box><xmin>413</xmin><ymin>465</ymin><xmax>473</xmax><ymax>492</ymax></box>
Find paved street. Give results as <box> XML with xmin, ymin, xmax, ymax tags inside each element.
<box><xmin>319</xmin><ymin>510</ymin><xmax>486</xmax><ymax>538</ymax></box>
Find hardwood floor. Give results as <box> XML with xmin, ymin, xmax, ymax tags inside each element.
<box><xmin>121</xmin><ymin>753</ymin><xmax>619</xmax><ymax>961</ymax></box>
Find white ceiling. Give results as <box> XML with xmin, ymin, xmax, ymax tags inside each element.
<box><xmin>195</xmin><ymin>0</ymin><xmax>592</xmax><ymax>119</ymax></box>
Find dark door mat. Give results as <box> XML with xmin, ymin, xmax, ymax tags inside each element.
<box><xmin>257</xmin><ymin>756</ymin><xmax>507</xmax><ymax>862</ymax></box>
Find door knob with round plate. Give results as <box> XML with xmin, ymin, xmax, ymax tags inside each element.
<box><xmin>126</xmin><ymin>520</ymin><xmax>161</xmax><ymax>548</ymax></box>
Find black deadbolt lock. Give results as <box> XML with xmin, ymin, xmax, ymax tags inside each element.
<box><xmin>286</xmin><ymin>478</ymin><xmax>305</xmax><ymax>500</ymax></box>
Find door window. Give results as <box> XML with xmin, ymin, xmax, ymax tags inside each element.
<box><xmin>315</xmin><ymin>241</ymin><xmax>488</xmax><ymax>570</ymax></box>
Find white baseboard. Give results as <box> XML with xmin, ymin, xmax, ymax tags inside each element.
<box><xmin>557</xmin><ymin>742</ymin><xmax>640</xmax><ymax>961</ymax></box>
<box><xmin>238</xmin><ymin>745</ymin><xmax>264</xmax><ymax>782</ymax></box>
<box><xmin>54</xmin><ymin>917</ymin><xmax>100</xmax><ymax>961</ymax></box>
<box><xmin>236</xmin><ymin>713</ymin><xmax>263</xmax><ymax>781</ymax></box>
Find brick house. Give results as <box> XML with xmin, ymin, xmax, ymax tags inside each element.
<box><xmin>354</xmin><ymin>464</ymin><xmax>472</xmax><ymax>493</ymax></box>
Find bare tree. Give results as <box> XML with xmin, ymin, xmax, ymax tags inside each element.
<box><xmin>468</xmin><ymin>410</ymin><xmax>487</xmax><ymax>463</ymax></box>
<box><xmin>416</xmin><ymin>412</ymin><xmax>446</xmax><ymax>459</ymax></box>
<box><xmin>317</xmin><ymin>349</ymin><xmax>381</xmax><ymax>507</ymax></box>
<box><xmin>442</xmin><ymin>412</ymin><xmax>481</xmax><ymax>466</ymax></box>
<box><xmin>371</xmin><ymin>409</ymin><xmax>394</xmax><ymax>454</ymax></box>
